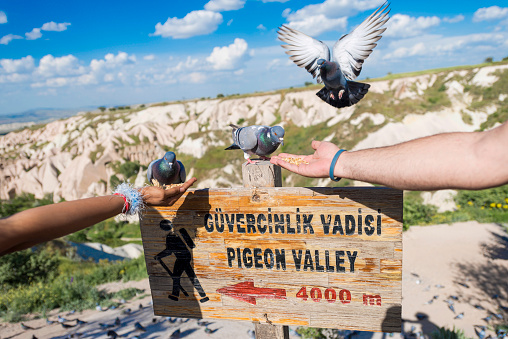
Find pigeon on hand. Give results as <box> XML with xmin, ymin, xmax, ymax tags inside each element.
<box><xmin>225</xmin><ymin>124</ymin><xmax>285</xmax><ymax>163</ymax></box>
<box><xmin>278</xmin><ymin>2</ymin><xmax>390</xmax><ymax>108</ymax></box>
<box><xmin>147</xmin><ymin>151</ymin><xmax>186</xmax><ymax>186</ymax></box>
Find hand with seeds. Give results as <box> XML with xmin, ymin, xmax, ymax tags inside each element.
<box><xmin>271</xmin><ymin>140</ymin><xmax>342</xmax><ymax>178</ymax></box>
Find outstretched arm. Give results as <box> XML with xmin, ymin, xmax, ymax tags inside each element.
<box><xmin>0</xmin><ymin>178</ymin><xmax>197</xmax><ymax>256</ymax></box>
<box><xmin>271</xmin><ymin>121</ymin><xmax>508</xmax><ymax>191</ymax></box>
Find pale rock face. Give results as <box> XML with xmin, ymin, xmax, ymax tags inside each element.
<box><xmin>0</xmin><ymin>64</ymin><xmax>506</xmax><ymax>202</ymax></box>
<box><xmin>471</xmin><ymin>64</ymin><xmax>508</xmax><ymax>87</ymax></box>
<box><xmin>422</xmin><ymin>190</ymin><xmax>457</xmax><ymax>213</ymax></box>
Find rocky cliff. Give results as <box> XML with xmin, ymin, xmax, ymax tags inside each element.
<box><xmin>1</xmin><ymin>62</ymin><xmax>507</xmax><ymax>202</ymax></box>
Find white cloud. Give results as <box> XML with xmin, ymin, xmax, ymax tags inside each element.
<box><xmin>41</xmin><ymin>21</ymin><xmax>71</xmax><ymax>31</ymax></box>
<box><xmin>383</xmin><ymin>32</ymin><xmax>508</xmax><ymax>60</ymax></box>
<box><xmin>0</xmin><ymin>34</ymin><xmax>23</xmax><ymax>45</ymax></box>
<box><xmin>443</xmin><ymin>15</ymin><xmax>464</xmax><ymax>23</ymax></box>
<box><xmin>473</xmin><ymin>6</ymin><xmax>508</xmax><ymax>22</ymax></box>
<box><xmin>227</xmin><ymin>19</ymin><xmax>233</xmax><ymax>26</ymax></box>
<box><xmin>206</xmin><ymin>38</ymin><xmax>249</xmax><ymax>70</ymax></box>
<box><xmin>25</xmin><ymin>28</ymin><xmax>42</xmax><ymax>40</ymax></box>
<box><xmin>90</xmin><ymin>52</ymin><xmax>136</xmax><ymax>72</ymax></box>
<box><xmin>35</xmin><ymin>55</ymin><xmax>85</xmax><ymax>78</ymax></box>
<box><xmin>287</xmin><ymin>15</ymin><xmax>347</xmax><ymax>36</ymax></box>
<box><xmin>144</xmin><ymin>54</ymin><xmax>155</xmax><ymax>61</ymax></box>
<box><xmin>187</xmin><ymin>72</ymin><xmax>207</xmax><ymax>83</ymax></box>
<box><xmin>284</xmin><ymin>0</ymin><xmax>383</xmax><ymax>36</ymax></box>
<box><xmin>153</xmin><ymin>10</ymin><xmax>223</xmax><ymax>39</ymax></box>
<box><xmin>257</xmin><ymin>24</ymin><xmax>266</xmax><ymax>30</ymax></box>
<box><xmin>0</xmin><ymin>56</ymin><xmax>35</xmax><ymax>74</ymax></box>
<box><xmin>385</xmin><ymin>14</ymin><xmax>440</xmax><ymax>38</ymax></box>
<box><xmin>262</xmin><ymin>0</ymin><xmax>289</xmax><ymax>2</ymax></box>
<box><xmin>204</xmin><ymin>0</ymin><xmax>245</xmax><ymax>12</ymax></box>
<box><xmin>267</xmin><ymin>58</ymin><xmax>281</xmax><ymax>70</ymax></box>
<box><xmin>0</xmin><ymin>11</ymin><xmax>6</xmax><ymax>24</ymax></box>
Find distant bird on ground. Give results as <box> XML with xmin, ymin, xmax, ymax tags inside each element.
<box><xmin>46</xmin><ymin>318</ymin><xmax>55</xmax><ymax>325</ymax></box>
<box><xmin>76</xmin><ymin>318</ymin><xmax>87</xmax><ymax>325</ymax></box>
<box><xmin>60</xmin><ymin>322</ymin><xmax>76</xmax><ymax>329</ymax></box>
<box><xmin>32</xmin><ymin>335</ymin><xmax>38</xmax><ymax>339</ymax></box>
<box><xmin>170</xmin><ymin>329</ymin><xmax>181</xmax><ymax>339</ymax></box>
<box><xmin>107</xmin><ymin>330</ymin><xmax>119</xmax><ymax>339</ymax></box>
<box><xmin>122</xmin><ymin>308</ymin><xmax>132</xmax><ymax>315</ymax></box>
<box><xmin>204</xmin><ymin>327</ymin><xmax>218</xmax><ymax>334</ymax></box>
<box><xmin>96</xmin><ymin>303</ymin><xmax>108</xmax><ymax>312</ymax></box>
<box><xmin>454</xmin><ymin>312</ymin><xmax>464</xmax><ymax>319</ymax></box>
<box><xmin>57</xmin><ymin>315</ymin><xmax>68</xmax><ymax>323</ymax></box>
<box><xmin>115</xmin><ymin>317</ymin><xmax>121</xmax><ymax>326</ymax></box>
<box><xmin>475</xmin><ymin>326</ymin><xmax>486</xmax><ymax>339</ymax></box>
<box><xmin>134</xmin><ymin>321</ymin><xmax>146</xmax><ymax>331</ymax></box>
<box><xmin>138</xmin><ymin>303</ymin><xmax>143</xmax><ymax>310</ymax></box>
<box><xmin>248</xmin><ymin>329</ymin><xmax>256</xmax><ymax>339</ymax></box>
<box><xmin>147</xmin><ymin>151</ymin><xmax>186</xmax><ymax>186</ymax></box>
<box><xmin>100</xmin><ymin>322</ymin><xmax>115</xmax><ymax>329</ymax></box>
<box><xmin>278</xmin><ymin>3</ymin><xmax>390</xmax><ymax>108</ymax></box>
<box><xmin>21</xmin><ymin>323</ymin><xmax>34</xmax><ymax>330</ymax></box>
<box><xmin>225</xmin><ymin>124</ymin><xmax>285</xmax><ymax>163</ymax></box>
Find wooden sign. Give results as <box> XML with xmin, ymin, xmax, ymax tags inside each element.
<box><xmin>140</xmin><ymin>187</ymin><xmax>403</xmax><ymax>332</ymax></box>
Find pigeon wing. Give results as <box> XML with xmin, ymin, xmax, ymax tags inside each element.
<box><xmin>177</xmin><ymin>160</ymin><xmax>186</xmax><ymax>183</ymax></box>
<box><xmin>332</xmin><ymin>2</ymin><xmax>390</xmax><ymax>80</ymax></box>
<box><xmin>238</xmin><ymin>126</ymin><xmax>258</xmax><ymax>152</ymax></box>
<box><xmin>278</xmin><ymin>25</ymin><xmax>331</xmax><ymax>83</ymax></box>
<box><xmin>147</xmin><ymin>159</ymin><xmax>156</xmax><ymax>182</ymax></box>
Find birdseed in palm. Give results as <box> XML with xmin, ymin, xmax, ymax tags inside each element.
<box><xmin>282</xmin><ymin>157</ymin><xmax>309</xmax><ymax>165</ymax></box>
<box><xmin>151</xmin><ymin>179</ymin><xmax>185</xmax><ymax>190</ymax></box>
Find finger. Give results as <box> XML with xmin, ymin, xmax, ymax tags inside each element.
<box><xmin>179</xmin><ymin>177</ymin><xmax>197</xmax><ymax>192</ymax></box>
<box><xmin>311</xmin><ymin>140</ymin><xmax>321</xmax><ymax>150</ymax></box>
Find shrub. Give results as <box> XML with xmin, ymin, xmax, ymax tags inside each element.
<box><xmin>0</xmin><ymin>248</ymin><xmax>59</xmax><ymax>287</ymax></box>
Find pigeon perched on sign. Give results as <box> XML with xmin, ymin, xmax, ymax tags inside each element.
<box><xmin>278</xmin><ymin>2</ymin><xmax>390</xmax><ymax>108</ymax></box>
<box><xmin>225</xmin><ymin>124</ymin><xmax>285</xmax><ymax>163</ymax></box>
<box><xmin>147</xmin><ymin>151</ymin><xmax>186</xmax><ymax>186</ymax></box>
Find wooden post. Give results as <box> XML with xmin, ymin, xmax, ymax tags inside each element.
<box><xmin>242</xmin><ymin>160</ymin><xmax>289</xmax><ymax>339</ymax></box>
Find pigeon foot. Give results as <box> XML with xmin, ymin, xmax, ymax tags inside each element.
<box><xmin>330</xmin><ymin>92</ymin><xmax>335</xmax><ymax>100</ymax></box>
<box><xmin>338</xmin><ymin>89</ymin><xmax>345</xmax><ymax>100</ymax></box>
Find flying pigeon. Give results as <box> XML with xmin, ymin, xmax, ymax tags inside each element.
<box><xmin>278</xmin><ymin>2</ymin><xmax>390</xmax><ymax>108</ymax></box>
<box><xmin>225</xmin><ymin>124</ymin><xmax>285</xmax><ymax>163</ymax></box>
<box><xmin>147</xmin><ymin>151</ymin><xmax>186</xmax><ymax>186</ymax></box>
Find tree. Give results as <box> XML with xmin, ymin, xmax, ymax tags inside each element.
<box><xmin>304</xmin><ymin>81</ymin><xmax>313</xmax><ymax>86</ymax></box>
<box><xmin>98</xmin><ymin>106</ymin><xmax>106</xmax><ymax>112</ymax></box>
<box><xmin>216</xmin><ymin>93</ymin><xmax>224</xmax><ymax>98</ymax></box>
<box><xmin>484</xmin><ymin>57</ymin><xmax>494</xmax><ymax>63</ymax></box>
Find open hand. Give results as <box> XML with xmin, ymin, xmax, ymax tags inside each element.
<box><xmin>139</xmin><ymin>177</ymin><xmax>197</xmax><ymax>206</ymax></box>
<box><xmin>270</xmin><ymin>141</ymin><xmax>341</xmax><ymax>178</ymax></box>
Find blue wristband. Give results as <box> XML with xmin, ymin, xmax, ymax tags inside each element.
<box><xmin>329</xmin><ymin>149</ymin><xmax>346</xmax><ymax>182</ymax></box>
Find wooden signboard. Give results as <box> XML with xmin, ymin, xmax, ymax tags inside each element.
<box><xmin>140</xmin><ymin>187</ymin><xmax>403</xmax><ymax>332</ymax></box>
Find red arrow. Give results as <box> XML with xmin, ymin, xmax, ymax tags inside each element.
<box><xmin>217</xmin><ymin>281</ymin><xmax>287</xmax><ymax>305</ymax></box>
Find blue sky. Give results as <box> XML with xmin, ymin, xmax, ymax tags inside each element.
<box><xmin>1</xmin><ymin>0</ymin><xmax>507</xmax><ymax>115</ymax></box>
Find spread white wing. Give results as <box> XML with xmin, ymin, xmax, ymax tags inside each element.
<box><xmin>333</xmin><ymin>2</ymin><xmax>390</xmax><ymax>80</ymax></box>
<box><xmin>278</xmin><ymin>25</ymin><xmax>331</xmax><ymax>84</ymax></box>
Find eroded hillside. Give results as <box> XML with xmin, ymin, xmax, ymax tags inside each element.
<box><xmin>0</xmin><ymin>62</ymin><xmax>507</xmax><ymax>201</ymax></box>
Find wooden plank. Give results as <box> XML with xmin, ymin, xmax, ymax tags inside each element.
<box><xmin>140</xmin><ymin>185</ymin><xmax>403</xmax><ymax>332</ymax></box>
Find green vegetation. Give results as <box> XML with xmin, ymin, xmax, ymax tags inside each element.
<box><xmin>0</xmin><ymin>193</ymin><xmax>54</xmax><ymax>218</ymax></box>
<box><xmin>0</xmin><ymin>248</ymin><xmax>147</xmax><ymax>322</ymax></box>
<box><xmin>431</xmin><ymin>327</ymin><xmax>469</xmax><ymax>339</ymax></box>
<box><xmin>403</xmin><ymin>185</ymin><xmax>508</xmax><ymax>228</ymax></box>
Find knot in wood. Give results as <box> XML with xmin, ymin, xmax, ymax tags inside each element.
<box><xmin>252</xmin><ymin>193</ymin><xmax>260</xmax><ymax>202</ymax></box>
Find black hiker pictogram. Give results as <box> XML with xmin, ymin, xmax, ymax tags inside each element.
<box><xmin>154</xmin><ymin>219</ymin><xmax>209</xmax><ymax>303</ymax></box>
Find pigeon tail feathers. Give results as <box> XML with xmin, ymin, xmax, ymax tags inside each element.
<box><xmin>347</xmin><ymin>81</ymin><xmax>370</xmax><ymax>105</ymax></box>
<box><xmin>225</xmin><ymin>144</ymin><xmax>241</xmax><ymax>150</ymax></box>
<box><xmin>315</xmin><ymin>81</ymin><xmax>370</xmax><ymax>108</ymax></box>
